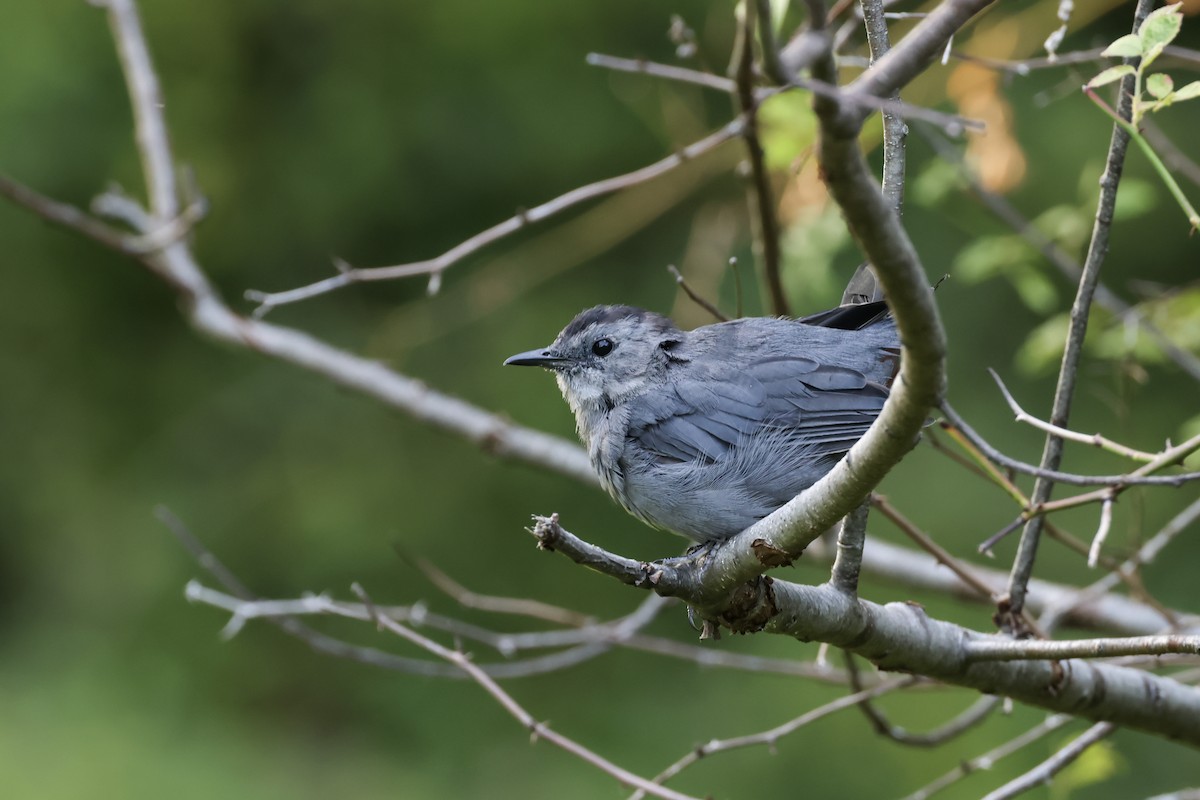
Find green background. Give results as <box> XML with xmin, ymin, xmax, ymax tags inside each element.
<box><xmin>1</xmin><ymin>1</ymin><xmax>1198</xmax><ymax>797</ymax></box>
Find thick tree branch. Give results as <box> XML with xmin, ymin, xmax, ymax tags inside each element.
<box><xmin>532</xmin><ymin>517</ymin><xmax>1200</xmax><ymax>746</ymax></box>
<box><xmin>839</xmin><ymin>0</ymin><xmax>995</xmax><ymax>132</ymax></box>
<box><xmin>830</xmin><ymin>501</ymin><xmax>869</xmax><ymax>595</ymax></box>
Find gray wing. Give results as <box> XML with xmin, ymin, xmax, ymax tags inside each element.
<box><xmin>626</xmin><ymin>356</ymin><xmax>889</xmax><ymax>465</ymax></box>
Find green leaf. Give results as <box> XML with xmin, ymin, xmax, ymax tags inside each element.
<box><xmin>910</xmin><ymin>160</ymin><xmax>964</xmax><ymax>207</ymax></box>
<box><xmin>1146</xmin><ymin>72</ymin><xmax>1174</xmax><ymax>99</ymax></box>
<box><xmin>1172</xmin><ymin>80</ymin><xmax>1200</xmax><ymax>102</ymax></box>
<box><xmin>1086</xmin><ymin>65</ymin><xmax>1135</xmax><ymax>89</ymax></box>
<box><xmin>1138</xmin><ymin>3</ymin><xmax>1183</xmax><ymax>53</ymax></box>
<box><xmin>1012</xmin><ymin>268</ymin><xmax>1059</xmax><ymax>314</ymax></box>
<box><xmin>758</xmin><ymin>92</ymin><xmax>817</xmax><ymax>170</ymax></box>
<box><xmin>1035</xmin><ymin>204</ymin><xmax>1090</xmax><ymax>251</ymax></box>
<box><xmin>954</xmin><ymin>235</ymin><xmax>1027</xmax><ymax>283</ymax></box>
<box><xmin>1148</xmin><ymin>78</ymin><xmax>1200</xmax><ymax>112</ymax></box>
<box><xmin>954</xmin><ymin>236</ymin><xmax>1058</xmax><ymax>314</ymax></box>
<box><xmin>1017</xmin><ymin>314</ymin><xmax>1070</xmax><ymax>375</ymax></box>
<box><xmin>1101</xmin><ymin>33</ymin><xmax>1143</xmax><ymax>58</ymax></box>
<box><xmin>1112</xmin><ymin>178</ymin><xmax>1159</xmax><ymax>220</ymax></box>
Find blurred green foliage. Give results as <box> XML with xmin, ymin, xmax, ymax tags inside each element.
<box><xmin>1</xmin><ymin>1</ymin><xmax>1198</xmax><ymax>798</ymax></box>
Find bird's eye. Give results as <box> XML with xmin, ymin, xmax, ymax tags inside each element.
<box><xmin>592</xmin><ymin>338</ymin><xmax>614</xmax><ymax>357</ymax></box>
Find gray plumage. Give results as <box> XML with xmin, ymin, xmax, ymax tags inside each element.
<box><xmin>505</xmin><ymin>302</ymin><xmax>901</xmax><ymax>543</ymax></box>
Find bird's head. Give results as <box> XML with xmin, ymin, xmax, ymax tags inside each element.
<box><xmin>505</xmin><ymin>305</ymin><xmax>685</xmax><ymax>415</ymax></box>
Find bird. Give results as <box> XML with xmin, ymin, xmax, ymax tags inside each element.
<box><xmin>504</xmin><ymin>301</ymin><xmax>901</xmax><ymax>543</ymax></box>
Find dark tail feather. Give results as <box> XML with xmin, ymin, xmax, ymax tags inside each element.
<box><xmin>797</xmin><ymin>299</ymin><xmax>891</xmax><ymax>331</ymax></box>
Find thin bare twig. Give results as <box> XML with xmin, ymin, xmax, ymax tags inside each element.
<box><xmin>1087</xmin><ymin>495</ymin><xmax>1116</xmax><ymax>568</ymax></box>
<box><xmin>100</xmin><ymin>0</ymin><xmax>177</xmax><ymax>220</ymax></box>
<box><xmin>245</xmin><ymin>118</ymin><xmax>746</xmax><ymax>313</ymax></box>
<box><xmin>965</xmin><ymin>634</ymin><xmax>1200</xmax><ymax>662</ymax></box>
<box><xmin>1004</xmin><ymin>0</ymin><xmax>1156</xmax><ymax>622</ymax></box>
<box><xmin>401</xmin><ymin>550</ymin><xmax>596</xmax><ymax>627</ymax></box>
<box><xmin>990</xmin><ymin>369</ymin><xmax>1158</xmax><ymax>462</ymax></box>
<box><xmin>585</xmin><ymin>52</ymin><xmax>735</xmax><ymax>93</ymax></box>
<box><xmin>872</xmin><ymin>495</ymin><xmax>997</xmax><ymax>600</ymax></box>
<box><xmin>980</xmin><ymin>722</ymin><xmax>1116</xmax><ymax>800</ymax></box>
<box><xmin>586</xmin><ymin>53</ymin><xmax>985</xmax><ymax>134</ymax></box>
<box><xmin>1038</xmin><ymin>496</ymin><xmax>1200</xmax><ymax>634</ymax></box>
<box><xmin>843</xmin><ymin>0</ymin><xmax>995</xmax><ymax>126</ymax></box>
<box><xmin>798</xmin><ymin>72</ymin><xmax>982</xmax><ymax>133</ymax></box>
<box><xmin>860</xmin><ymin>0</ymin><xmax>906</xmax><ymax>212</ymax></box>
<box><xmin>1040</xmin><ymin>524</ymin><xmax>1176</xmax><ymax>622</ymax></box>
<box><xmin>949</xmin><ymin>43</ymin><xmax>1200</xmax><ymax>76</ymax></box>
<box><xmin>730</xmin><ymin>0</ymin><xmax>788</xmax><ymax>316</ymax></box>
<box><xmin>348</xmin><ymin>584</ymin><xmax>704</xmax><ymax>800</ymax></box>
<box><xmin>926</xmin><ymin>425</ymin><xmax>1171</xmax><ymax>613</ymax></box>
<box><xmin>938</xmin><ymin>406</ymin><xmax>1200</xmax><ymax>488</ymax></box>
<box><xmin>853</xmin><ymin>535</ymin><xmax>1194</xmax><ymax>636</ymax></box>
<box><xmin>627</xmin><ymin>677</ymin><xmax>914</xmax><ymax>800</ymax></box>
<box><xmin>845</xmin><ymin>652</ymin><xmax>999</xmax><ymax>746</ymax></box>
<box><xmin>161</xmin><ymin>507</ymin><xmax>492</xmax><ymax>678</ymax></box>
<box><xmin>754</xmin><ymin>0</ymin><xmax>791</xmax><ymax>84</ymax></box>
<box><xmin>900</xmin><ymin>713</ymin><xmax>1074</xmax><ymax>800</ymax></box>
<box><xmin>0</xmin><ymin>174</ymin><xmax>142</xmax><ymax>254</ymax></box>
<box><xmin>872</xmin><ymin>495</ymin><xmax>1046</xmax><ymax>637</ymax></box>
<box><xmin>667</xmin><ymin>265</ymin><xmax>728</xmax><ymax>322</ymax></box>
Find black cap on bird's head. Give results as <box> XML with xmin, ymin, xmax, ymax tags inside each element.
<box><xmin>503</xmin><ymin>305</ymin><xmax>677</xmax><ymax>372</ymax></box>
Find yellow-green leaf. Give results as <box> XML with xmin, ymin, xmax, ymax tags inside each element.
<box><xmin>1138</xmin><ymin>3</ymin><xmax>1183</xmax><ymax>52</ymax></box>
<box><xmin>1087</xmin><ymin>65</ymin><xmax>1135</xmax><ymax>89</ymax></box>
<box><xmin>1102</xmin><ymin>33</ymin><xmax>1143</xmax><ymax>58</ymax></box>
<box><xmin>1173</xmin><ymin>80</ymin><xmax>1200</xmax><ymax>102</ymax></box>
<box><xmin>1146</xmin><ymin>72</ymin><xmax>1174</xmax><ymax>99</ymax></box>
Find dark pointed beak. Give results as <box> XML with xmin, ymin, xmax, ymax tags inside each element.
<box><xmin>504</xmin><ymin>347</ymin><xmax>569</xmax><ymax>368</ymax></box>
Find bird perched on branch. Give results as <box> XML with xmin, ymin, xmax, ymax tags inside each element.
<box><xmin>505</xmin><ymin>301</ymin><xmax>901</xmax><ymax>543</ymax></box>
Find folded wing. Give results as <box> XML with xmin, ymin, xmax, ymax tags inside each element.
<box><xmin>626</xmin><ymin>355</ymin><xmax>890</xmax><ymax>466</ymax></box>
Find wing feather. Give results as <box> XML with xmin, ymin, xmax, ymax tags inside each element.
<box><xmin>626</xmin><ymin>356</ymin><xmax>888</xmax><ymax>465</ymax></box>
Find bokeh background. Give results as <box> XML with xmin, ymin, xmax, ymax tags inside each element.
<box><xmin>1</xmin><ymin>1</ymin><xmax>1198</xmax><ymax>797</ymax></box>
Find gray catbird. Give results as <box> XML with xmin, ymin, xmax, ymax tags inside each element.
<box><xmin>505</xmin><ymin>301</ymin><xmax>901</xmax><ymax>543</ymax></box>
